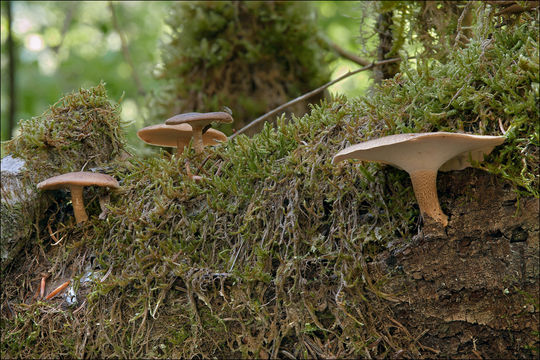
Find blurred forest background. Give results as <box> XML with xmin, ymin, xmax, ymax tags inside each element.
<box><xmin>1</xmin><ymin>1</ymin><xmax>377</xmax><ymax>156</ymax></box>
<box><xmin>3</xmin><ymin>1</ymin><xmax>533</xmax><ymax>155</ymax></box>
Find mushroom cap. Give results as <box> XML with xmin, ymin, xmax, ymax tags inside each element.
<box><xmin>164</xmin><ymin>111</ymin><xmax>233</xmax><ymax>128</ymax></box>
<box><xmin>333</xmin><ymin>132</ymin><xmax>505</xmax><ymax>174</ymax></box>
<box><xmin>37</xmin><ymin>172</ymin><xmax>119</xmax><ymax>190</ymax></box>
<box><xmin>137</xmin><ymin>123</ymin><xmax>227</xmax><ymax>148</ymax></box>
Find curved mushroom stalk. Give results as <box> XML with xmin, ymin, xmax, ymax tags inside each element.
<box><xmin>69</xmin><ymin>185</ymin><xmax>88</xmax><ymax>224</ymax></box>
<box><xmin>137</xmin><ymin>122</ymin><xmax>227</xmax><ymax>156</ymax></box>
<box><xmin>409</xmin><ymin>170</ymin><xmax>448</xmax><ymax>226</ymax></box>
<box><xmin>165</xmin><ymin>111</ymin><xmax>233</xmax><ymax>154</ymax></box>
<box><xmin>175</xmin><ymin>137</ymin><xmax>186</xmax><ymax>156</ymax></box>
<box><xmin>37</xmin><ymin>171</ymin><xmax>120</xmax><ymax>225</ymax></box>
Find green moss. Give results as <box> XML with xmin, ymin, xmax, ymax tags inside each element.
<box><xmin>2</xmin><ymin>10</ymin><xmax>538</xmax><ymax>359</ymax></box>
<box><xmin>148</xmin><ymin>1</ymin><xmax>334</xmax><ymax>130</ymax></box>
<box><xmin>1</xmin><ymin>82</ymin><xmax>126</xmax><ymax>272</ymax></box>
<box><xmin>4</xmin><ymin>81</ymin><xmax>126</xmax><ymax>180</ymax></box>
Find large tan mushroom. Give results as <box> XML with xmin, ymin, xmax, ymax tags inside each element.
<box><xmin>37</xmin><ymin>171</ymin><xmax>119</xmax><ymax>224</ymax></box>
<box><xmin>137</xmin><ymin>123</ymin><xmax>227</xmax><ymax>156</ymax></box>
<box><xmin>333</xmin><ymin>132</ymin><xmax>505</xmax><ymax>226</ymax></box>
<box><xmin>164</xmin><ymin>112</ymin><xmax>233</xmax><ymax>153</ymax></box>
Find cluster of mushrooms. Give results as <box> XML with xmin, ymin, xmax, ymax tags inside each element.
<box><xmin>37</xmin><ymin>112</ymin><xmax>233</xmax><ymax>224</ymax></box>
<box><xmin>37</xmin><ymin>110</ymin><xmax>505</xmax><ymax>228</ymax></box>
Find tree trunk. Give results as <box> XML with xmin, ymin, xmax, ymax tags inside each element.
<box><xmin>4</xmin><ymin>0</ymin><xmax>17</xmax><ymax>141</ymax></box>
<box><xmin>368</xmin><ymin>168</ymin><xmax>539</xmax><ymax>358</ymax></box>
<box><xmin>374</xmin><ymin>11</ymin><xmax>400</xmax><ymax>83</ymax></box>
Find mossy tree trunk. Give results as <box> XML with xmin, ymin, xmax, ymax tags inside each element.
<box><xmin>374</xmin><ymin>10</ymin><xmax>400</xmax><ymax>83</ymax></box>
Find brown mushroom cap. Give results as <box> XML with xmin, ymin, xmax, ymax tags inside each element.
<box><xmin>137</xmin><ymin>123</ymin><xmax>227</xmax><ymax>149</ymax></box>
<box><xmin>333</xmin><ymin>132</ymin><xmax>505</xmax><ymax>226</ymax></box>
<box><xmin>164</xmin><ymin>111</ymin><xmax>233</xmax><ymax>128</ymax></box>
<box><xmin>37</xmin><ymin>172</ymin><xmax>119</xmax><ymax>190</ymax></box>
<box><xmin>37</xmin><ymin>171</ymin><xmax>119</xmax><ymax>224</ymax></box>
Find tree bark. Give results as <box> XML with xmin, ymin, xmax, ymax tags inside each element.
<box><xmin>368</xmin><ymin>168</ymin><xmax>539</xmax><ymax>358</ymax></box>
<box><xmin>374</xmin><ymin>11</ymin><xmax>400</xmax><ymax>83</ymax></box>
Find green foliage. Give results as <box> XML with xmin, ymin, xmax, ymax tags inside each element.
<box><xmin>148</xmin><ymin>1</ymin><xmax>334</xmax><ymax>130</ymax></box>
<box><xmin>0</xmin><ymin>1</ymin><xmax>167</xmax><ymax>144</ymax></box>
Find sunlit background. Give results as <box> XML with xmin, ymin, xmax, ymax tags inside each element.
<box><xmin>1</xmin><ymin>1</ymin><xmax>378</xmax><ymax>155</ymax></box>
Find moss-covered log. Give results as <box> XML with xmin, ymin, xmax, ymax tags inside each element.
<box><xmin>1</xmin><ymin>8</ymin><xmax>538</xmax><ymax>359</ymax></box>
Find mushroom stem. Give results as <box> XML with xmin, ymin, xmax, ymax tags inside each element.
<box><xmin>69</xmin><ymin>185</ymin><xmax>88</xmax><ymax>224</ymax></box>
<box><xmin>409</xmin><ymin>170</ymin><xmax>448</xmax><ymax>227</ymax></box>
<box><xmin>190</xmin><ymin>125</ymin><xmax>205</xmax><ymax>154</ymax></box>
<box><xmin>176</xmin><ymin>137</ymin><xmax>185</xmax><ymax>156</ymax></box>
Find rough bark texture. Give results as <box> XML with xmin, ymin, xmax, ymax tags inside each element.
<box><xmin>369</xmin><ymin>168</ymin><xmax>539</xmax><ymax>358</ymax></box>
<box><xmin>374</xmin><ymin>11</ymin><xmax>400</xmax><ymax>83</ymax></box>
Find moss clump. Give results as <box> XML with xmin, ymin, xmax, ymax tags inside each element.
<box><xmin>1</xmin><ymin>82</ymin><xmax>126</xmax><ymax>272</ymax></box>
<box><xmin>359</xmin><ymin>17</ymin><xmax>539</xmax><ymax>196</ymax></box>
<box><xmin>4</xmin><ymin>81</ymin><xmax>126</xmax><ymax>181</ymax></box>
<box><xmin>148</xmin><ymin>1</ymin><xmax>334</xmax><ymax>132</ymax></box>
<box><xmin>1</xmin><ymin>8</ymin><xmax>538</xmax><ymax>359</ymax></box>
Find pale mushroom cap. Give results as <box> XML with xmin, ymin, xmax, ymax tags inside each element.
<box><xmin>164</xmin><ymin>111</ymin><xmax>233</xmax><ymax>128</ymax></box>
<box><xmin>333</xmin><ymin>132</ymin><xmax>505</xmax><ymax>174</ymax></box>
<box><xmin>204</xmin><ymin>128</ymin><xmax>228</xmax><ymax>145</ymax></box>
<box><xmin>137</xmin><ymin>123</ymin><xmax>227</xmax><ymax>148</ymax></box>
<box><xmin>37</xmin><ymin>172</ymin><xmax>119</xmax><ymax>190</ymax></box>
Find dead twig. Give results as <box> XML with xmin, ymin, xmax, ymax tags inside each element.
<box><xmin>185</xmin><ymin>160</ymin><xmax>203</xmax><ymax>181</ymax></box>
<box><xmin>45</xmin><ymin>280</ymin><xmax>70</xmax><ymax>300</ymax></box>
<box><xmin>498</xmin><ymin>118</ymin><xmax>507</xmax><ymax>134</ymax></box>
<box><xmin>100</xmin><ymin>266</ymin><xmax>113</xmax><ymax>283</ymax></box>
<box><xmin>323</xmin><ymin>35</ymin><xmax>371</xmax><ymax>66</ymax></box>
<box><xmin>73</xmin><ymin>300</ymin><xmax>87</xmax><ymax>314</ymax></box>
<box><xmin>230</xmin><ymin>57</ymin><xmax>409</xmax><ymax>138</ymax></box>
<box><xmin>39</xmin><ymin>273</ymin><xmax>50</xmax><ymax>299</ymax></box>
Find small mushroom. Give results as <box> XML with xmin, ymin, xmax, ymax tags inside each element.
<box><xmin>164</xmin><ymin>112</ymin><xmax>233</xmax><ymax>153</ymax></box>
<box><xmin>333</xmin><ymin>132</ymin><xmax>505</xmax><ymax>226</ymax></box>
<box><xmin>37</xmin><ymin>171</ymin><xmax>120</xmax><ymax>224</ymax></box>
<box><xmin>137</xmin><ymin>123</ymin><xmax>227</xmax><ymax>156</ymax></box>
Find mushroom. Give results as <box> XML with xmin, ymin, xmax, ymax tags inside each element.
<box><xmin>37</xmin><ymin>171</ymin><xmax>120</xmax><ymax>224</ymax></box>
<box><xmin>332</xmin><ymin>132</ymin><xmax>505</xmax><ymax>226</ymax></box>
<box><xmin>164</xmin><ymin>112</ymin><xmax>233</xmax><ymax>153</ymax></box>
<box><xmin>137</xmin><ymin>123</ymin><xmax>227</xmax><ymax>156</ymax></box>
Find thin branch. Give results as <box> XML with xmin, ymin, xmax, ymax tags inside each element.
<box><xmin>323</xmin><ymin>35</ymin><xmax>371</xmax><ymax>66</ymax></box>
<box><xmin>454</xmin><ymin>2</ymin><xmax>473</xmax><ymax>47</ymax></box>
<box><xmin>229</xmin><ymin>57</ymin><xmax>406</xmax><ymax>139</ymax></box>
<box><xmin>108</xmin><ymin>1</ymin><xmax>146</xmax><ymax>97</ymax></box>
